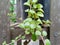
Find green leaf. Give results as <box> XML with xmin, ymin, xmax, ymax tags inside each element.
<box><xmin>37</xmin><ymin>19</ymin><xmax>42</xmax><ymax>24</ymax></box>
<box><xmin>32</xmin><ymin>0</ymin><xmax>38</xmax><ymax>3</ymax></box>
<box><xmin>36</xmin><ymin>25</ymin><xmax>42</xmax><ymax>31</ymax></box>
<box><xmin>25</xmin><ymin>9</ymin><xmax>29</xmax><ymax>12</ymax></box>
<box><xmin>30</xmin><ymin>24</ymin><xmax>36</xmax><ymax>29</ymax></box>
<box><xmin>10</xmin><ymin>0</ymin><xmax>15</xmax><ymax>4</ymax></box>
<box><xmin>42</xmin><ymin>31</ymin><xmax>47</xmax><ymax>36</ymax></box>
<box><xmin>32</xmin><ymin>34</ymin><xmax>37</xmax><ymax>41</ymax></box>
<box><xmin>37</xmin><ymin>12</ymin><xmax>44</xmax><ymax>17</ymax></box>
<box><xmin>24</xmin><ymin>18</ymin><xmax>32</xmax><ymax>23</ymax></box>
<box><xmin>33</xmin><ymin>4</ymin><xmax>37</xmax><ymax>8</ymax></box>
<box><xmin>21</xmin><ymin>36</ymin><xmax>25</xmax><ymax>39</ymax></box>
<box><xmin>9</xmin><ymin>6</ymin><xmax>14</xmax><ymax>12</ymax></box>
<box><xmin>44</xmin><ymin>39</ymin><xmax>51</xmax><ymax>45</ymax></box>
<box><xmin>11</xmin><ymin>40</ymin><xmax>15</xmax><ymax>43</ymax></box>
<box><xmin>46</xmin><ymin>20</ymin><xmax>51</xmax><ymax>24</ymax></box>
<box><xmin>15</xmin><ymin>35</ymin><xmax>21</xmax><ymax>40</ymax></box>
<box><xmin>24</xmin><ymin>2</ymin><xmax>30</xmax><ymax>6</ymax></box>
<box><xmin>29</xmin><ymin>10</ymin><xmax>35</xmax><ymax>14</ymax></box>
<box><xmin>2</xmin><ymin>41</ymin><xmax>7</xmax><ymax>45</ymax></box>
<box><xmin>30</xmin><ymin>20</ymin><xmax>35</xmax><ymax>24</ymax></box>
<box><xmin>31</xmin><ymin>29</ymin><xmax>34</xmax><ymax>34</ymax></box>
<box><xmin>38</xmin><ymin>9</ymin><xmax>44</xmax><ymax>13</ymax></box>
<box><xmin>24</xmin><ymin>22</ymin><xmax>30</xmax><ymax>28</ymax></box>
<box><xmin>35</xmin><ymin>31</ymin><xmax>41</xmax><ymax>36</ymax></box>
<box><xmin>10</xmin><ymin>40</ymin><xmax>15</xmax><ymax>45</ymax></box>
<box><xmin>37</xmin><ymin>4</ymin><xmax>43</xmax><ymax>9</ymax></box>
<box><xmin>25</xmin><ymin>30</ymin><xmax>30</xmax><ymax>34</ymax></box>
<box><xmin>19</xmin><ymin>23</ymin><xmax>25</xmax><ymax>29</ymax></box>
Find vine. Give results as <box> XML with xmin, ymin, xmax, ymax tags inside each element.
<box><xmin>8</xmin><ymin>0</ymin><xmax>17</xmax><ymax>23</ymax></box>
<box><xmin>19</xmin><ymin>0</ymin><xmax>51</xmax><ymax>45</ymax></box>
<box><xmin>2</xmin><ymin>0</ymin><xmax>51</xmax><ymax>45</ymax></box>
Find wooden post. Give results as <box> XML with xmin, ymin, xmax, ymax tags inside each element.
<box><xmin>0</xmin><ymin>0</ymin><xmax>10</xmax><ymax>44</ymax></box>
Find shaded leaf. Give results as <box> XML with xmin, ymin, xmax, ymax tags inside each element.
<box><xmin>32</xmin><ymin>34</ymin><xmax>37</xmax><ymax>41</ymax></box>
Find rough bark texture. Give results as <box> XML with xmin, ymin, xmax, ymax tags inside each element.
<box><xmin>0</xmin><ymin>0</ymin><xmax>10</xmax><ymax>44</ymax></box>
<box><xmin>50</xmin><ymin>0</ymin><xmax>60</xmax><ymax>45</ymax></box>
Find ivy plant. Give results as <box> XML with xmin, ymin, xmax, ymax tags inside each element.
<box><xmin>4</xmin><ymin>0</ymin><xmax>51</xmax><ymax>45</ymax></box>
<box><xmin>19</xmin><ymin>0</ymin><xmax>51</xmax><ymax>45</ymax></box>
<box><xmin>8</xmin><ymin>0</ymin><xmax>17</xmax><ymax>23</ymax></box>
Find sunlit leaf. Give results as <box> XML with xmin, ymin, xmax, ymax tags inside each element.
<box><xmin>44</xmin><ymin>39</ymin><xmax>51</xmax><ymax>45</ymax></box>
<box><xmin>19</xmin><ymin>23</ymin><xmax>25</xmax><ymax>29</ymax></box>
<box><xmin>24</xmin><ymin>2</ymin><xmax>30</xmax><ymax>6</ymax></box>
<box><xmin>37</xmin><ymin>4</ymin><xmax>43</xmax><ymax>9</ymax></box>
<box><xmin>21</xmin><ymin>36</ymin><xmax>25</xmax><ymax>39</ymax></box>
<box><xmin>24</xmin><ymin>22</ymin><xmax>30</xmax><ymax>28</ymax></box>
<box><xmin>30</xmin><ymin>24</ymin><xmax>36</xmax><ymax>29</ymax></box>
<box><xmin>33</xmin><ymin>4</ymin><xmax>37</xmax><ymax>8</ymax></box>
<box><xmin>38</xmin><ymin>9</ymin><xmax>44</xmax><ymax>13</ymax></box>
<box><xmin>36</xmin><ymin>25</ymin><xmax>42</xmax><ymax>31</ymax></box>
<box><xmin>2</xmin><ymin>41</ymin><xmax>7</xmax><ymax>45</ymax></box>
<box><xmin>10</xmin><ymin>0</ymin><xmax>15</xmax><ymax>4</ymax></box>
<box><xmin>29</xmin><ymin>10</ymin><xmax>35</xmax><ymax>14</ymax></box>
<box><xmin>32</xmin><ymin>0</ymin><xmax>38</xmax><ymax>3</ymax></box>
<box><xmin>37</xmin><ymin>19</ymin><xmax>42</xmax><ymax>24</ymax></box>
<box><xmin>24</xmin><ymin>18</ymin><xmax>32</xmax><ymax>23</ymax></box>
<box><xmin>37</xmin><ymin>12</ymin><xmax>44</xmax><ymax>17</ymax></box>
<box><xmin>25</xmin><ymin>9</ymin><xmax>29</xmax><ymax>12</ymax></box>
<box><xmin>46</xmin><ymin>20</ymin><xmax>51</xmax><ymax>24</ymax></box>
<box><xmin>35</xmin><ymin>31</ymin><xmax>41</xmax><ymax>36</ymax></box>
<box><xmin>42</xmin><ymin>31</ymin><xmax>47</xmax><ymax>36</ymax></box>
<box><xmin>25</xmin><ymin>30</ymin><xmax>30</xmax><ymax>34</ymax></box>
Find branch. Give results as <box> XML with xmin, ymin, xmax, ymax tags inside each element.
<box><xmin>40</xmin><ymin>36</ymin><xmax>45</xmax><ymax>45</ymax></box>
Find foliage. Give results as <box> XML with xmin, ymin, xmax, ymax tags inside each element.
<box><xmin>3</xmin><ymin>0</ymin><xmax>51</xmax><ymax>45</ymax></box>
<box><xmin>2</xmin><ymin>34</ymin><xmax>25</xmax><ymax>45</ymax></box>
<box><xmin>19</xmin><ymin>0</ymin><xmax>51</xmax><ymax>43</ymax></box>
<box><xmin>8</xmin><ymin>0</ymin><xmax>17</xmax><ymax>23</ymax></box>
<box><xmin>44</xmin><ymin>39</ymin><xmax>51</xmax><ymax>45</ymax></box>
